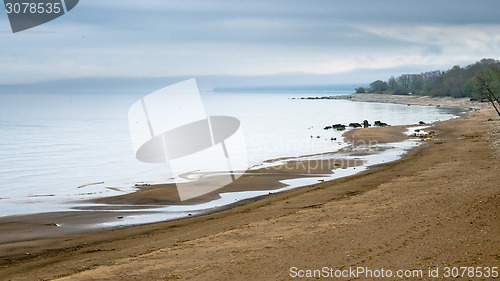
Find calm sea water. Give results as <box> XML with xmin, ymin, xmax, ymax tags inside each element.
<box><xmin>0</xmin><ymin>91</ymin><xmax>462</xmax><ymax>217</ymax></box>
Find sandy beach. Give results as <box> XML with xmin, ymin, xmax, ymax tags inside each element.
<box><xmin>1</xmin><ymin>96</ymin><xmax>499</xmax><ymax>280</ymax></box>
<box><xmin>325</xmin><ymin>93</ymin><xmax>493</xmax><ymax>110</ymax></box>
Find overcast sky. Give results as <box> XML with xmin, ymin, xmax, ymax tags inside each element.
<box><xmin>1</xmin><ymin>0</ymin><xmax>499</xmax><ymax>84</ymax></box>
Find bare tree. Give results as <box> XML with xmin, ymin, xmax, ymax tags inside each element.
<box><xmin>396</xmin><ymin>74</ymin><xmax>412</xmax><ymax>89</ymax></box>
<box><xmin>475</xmin><ymin>64</ymin><xmax>500</xmax><ymax>117</ymax></box>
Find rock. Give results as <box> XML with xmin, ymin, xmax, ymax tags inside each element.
<box><xmin>349</xmin><ymin>123</ymin><xmax>362</xmax><ymax>128</ymax></box>
<box><xmin>374</xmin><ymin>121</ymin><xmax>388</xmax><ymax>127</ymax></box>
<box><xmin>324</xmin><ymin>126</ymin><xmax>332</xmax><ymax>130</ymax></box>
<box><xmin>331</xmin><ymin>137</ymin><xmax>337</xmax><ymax>141</ymax></box>
<box><xmin>412</xmin><ymin>130</ymin><xmax>437</xmax><ymax>140</ymax></box>
<box><xmin>332</xmin><ymin>124</ymin><xmax>346</xmax><ymax>131</ymax></box>
<box><xmin>419</xmin><ymin>121</ymin><xmax>426</xmax><ymax>125</ymax></box>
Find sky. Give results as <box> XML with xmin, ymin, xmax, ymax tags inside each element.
<box><xmin>0</xmin><ymin>0</ymin><xmax>500</xmax><ymax>85</ymax></box>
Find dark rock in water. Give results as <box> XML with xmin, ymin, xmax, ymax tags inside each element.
<box><xmin>363</xmin><ymin>120</ymin><xmax>370</xmax><ymax>128</ymax></box>
<box><xmin>331</xmin><ymin>137</ymin><xmax>337</xmax><ymax>141</ymax></box>
<box><xmin>324</xmin><ymin>126</ymin><xmax>332</xmax><ymax>130</ymax></box>
<box><xmin>332</xmin><ymin>124</ymin><xmax>346</xmax><ymax>131</ymax></box>
<box><xmin>419</xmin><ymin>121</ymin><xmax>426</xmax><ymax>125</ymax></box>
<box><xmin>349</xmin><ymin>123</ymin><xmax>362</xmax><ymax>128</ymax></box>
<box><xmin>374</xmin><ymin>121</ymin><xmax>388</xmax><ymax>127</ymax></box>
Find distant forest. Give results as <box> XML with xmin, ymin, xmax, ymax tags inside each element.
<box><xmin>356</xmin><ymin>58</ymin><xmax>500</xmax><ymax>98</ymax></box>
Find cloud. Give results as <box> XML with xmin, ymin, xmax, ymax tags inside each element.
<box><xmin>355</xmin><ymin>24</ymin><xmax>500</xmax><ymax>50</ymax></box>
<box><xmin>1</xmin><ymin>0</ymin><xmax>500</xmax><ymax>84</ymax></box>
<box><xmin>422</xmin><ymin>45</ymin><xmax>443</xmax><ymax>56</ymax></box>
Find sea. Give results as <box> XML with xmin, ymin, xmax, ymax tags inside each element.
<box><xmin>0</xmin><ymin>90</ymin><xmax>465</xmax><ymax>225</ymax></box>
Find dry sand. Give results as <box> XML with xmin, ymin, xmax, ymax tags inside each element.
<box><xmin>487</xmin><ymin>119</ymin><xmax>500</xmax><ymax>158</ymax></box>
<box><xmin>0</xmin><ymin>100</ymin><xmax>499</xmax><ymax>280</ymax></box>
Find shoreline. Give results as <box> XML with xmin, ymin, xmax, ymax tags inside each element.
<box><xmin>0</xmin><ymin>96</ymin><xmax>479</xmax><ymax>243</ymax></box>
<box><xmin>323</xmin><ymin>92</ymin><xmax>492</xmax><ymax>110</ymax></box>
<box><xmin>0</xmin><ymin>123</ymin><xmax>413</xmax><ymax>244</ymax></box>
<box><xmin>0</xmin><ymin>96</ymin><xmax>447</xmax><ymax>243</ymax></box>
<box><xmin>1</xmin><ymin>95</ymin><xmax>499</xmax><ymax>280</ymax></box>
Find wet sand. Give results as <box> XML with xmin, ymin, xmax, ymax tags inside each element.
<box><xmin>0</xmin><ymin>102</ymin><xmax>499</xmax><ymax>280</ymax></box>
<box><xmin>343</xmin><ymin>125</ymin><xmax>409</xmax><ymax>145</ymax></box>
<box><xmin>92</xmin><ymin>158</ymin><xmax>364</xmax><ymax>206</ymax></box>
<box><xmin>0</xmin><ymin>156</ymin><xmax>368</xmax><ymax>244</ymax></box>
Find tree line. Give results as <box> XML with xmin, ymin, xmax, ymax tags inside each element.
<box><xmin>355</xmin><ymin>58</ymin><xmax>500</xmax><ymax>99</ymax></box>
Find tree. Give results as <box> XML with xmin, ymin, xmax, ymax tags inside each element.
<box><xmin>462</xmin><ymin>77</ymin><xmax>476</xmax><ymax>97</ymax></box>
<box><xmin>396</xmin><ymin>74</ymin><xmax>412</xmax><ymax>89</ymax></box>
<box><xmin>475</xmin><ymin>65</ymin><xmax>500</xmax><ymax>117</ymax></box>
<box><xmin>422</xmin><ymin>70</ymin><xmax>442</xmax><ymax>95</ymax></box>
<box><xmin>410</xmin><ymin>74</ymin><xmax>424</xmax><ymax>93</ymax></box>
<box><xmin>388</xmin><ymin>76</ymin><xmax>398</xmax><ymax>90</ymax></box>
<box><xmin>355</xmin><ymin>87</ymin><xmax>366</xmax><ymax>93</ymax></box>
<box><xmin>393</xmin><ymin>87</ymin><xmax>411</xmax><ymax>95</ymax></box>
<box><xmin>358</xmin><ymin>58</ymin><xmax>499</xmax><ymax>98</ymax></box>
<box><xmin>369</xmin><ymin>80</ymin><xmax>389</xmax><ymax>93</ymax></box>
